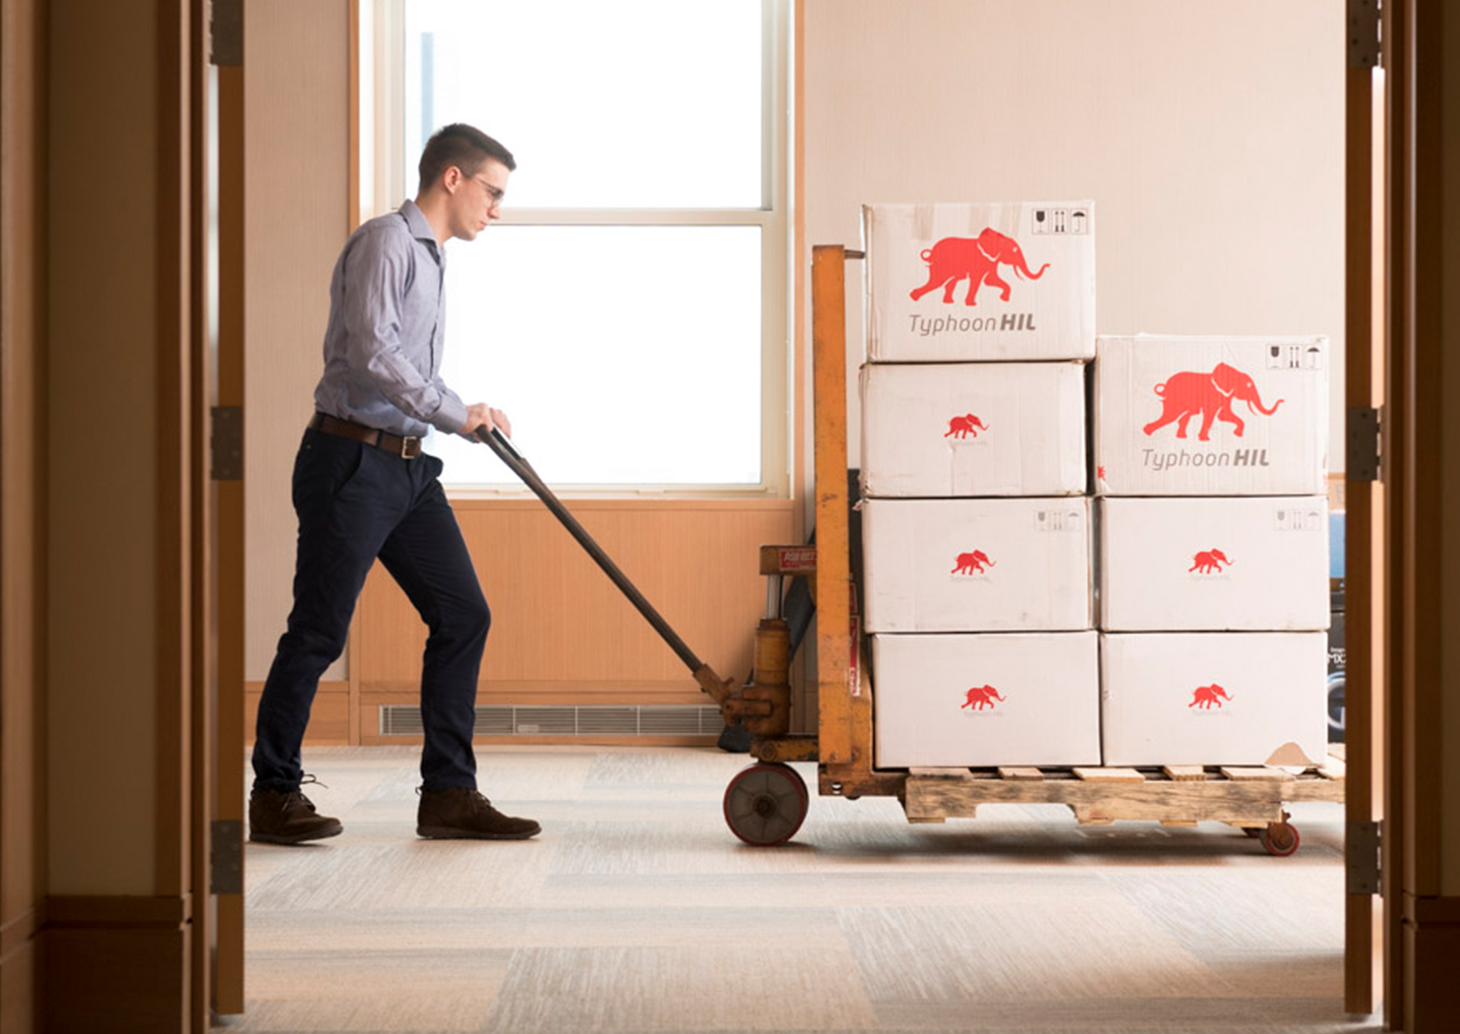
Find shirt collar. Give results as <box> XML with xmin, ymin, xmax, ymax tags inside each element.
<box><xmin>399</xmin><ymin>199</ymin><xmax>441</xmax><ymax>251</ymax></box>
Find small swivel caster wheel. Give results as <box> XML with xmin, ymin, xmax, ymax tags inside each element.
<box><xmin>723</xmin><ymin>762</ymin><xmax>808</xmax><ymax>846</ymax></box>
<box><xmin>1260</xmin><ymin>812</ymin><xmax>1301</xmax><ymax>857</ymax></box>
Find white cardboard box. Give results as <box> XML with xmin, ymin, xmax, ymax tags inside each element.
<box><xmin>860</xmin><ymin>362</ymin><xmax>1088</xmax><ymax>498</ymax></box>
<box><xmin>1100</xmin><ymin>632</ymin><xmax>1329</xmax><ymax>767</ymax></box>
<box><xmin>1099</xmin><ymin>497</ymin><xmax>1330</xmax><ymax>632</ymax></box>
<box><xmin>864</xmin><ymin>202</ymin><xmax>1096</xmax><ymax>362</ymax></box>
<box><xmin>872</xmin><ymin>632</ymin><xmax>1100</xmax><ymax>768</ymax></box>
<box><xmin>1094</xmin><ymin>335</ymin><xmax>1329</xmax><ymax>496</ymax></box>
<box><xmin>862</xmin><ymin>498</ymin><xmax>1092</xmax><ymax>633</ymax></box>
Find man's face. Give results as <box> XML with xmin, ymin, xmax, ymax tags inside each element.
<box><xmin>448</xmin><ymin>157</ymin><xmax>509</xmax><ymax>242</ymax></box>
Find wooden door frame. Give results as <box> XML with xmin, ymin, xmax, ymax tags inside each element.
<box><xmin>1343</xmin><ymin>34</ymin><xmax>1383</xmax><ymax>1019</ymax></box>
<box><xmin>184</xmin><ymin>0</ymin><xmax>246</xmax><ymax>1024</ymax></box>
<box><xmin>213</xmin><ymin>3</ymin><xmax>248</xmax><ymax>1017</ymax></box>
<box><xmin>1384</xmin><ymin>1</ymin><xmax>1460</xmax><ymax>1031</ymax></box>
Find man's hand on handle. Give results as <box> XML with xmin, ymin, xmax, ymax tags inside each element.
<box><xmin>460</xmin><ymin>403</ymin><xmax>511</xmax><ymax>440</ymax></box>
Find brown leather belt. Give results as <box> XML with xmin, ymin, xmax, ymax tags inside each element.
<box><xmin>308</xmin><ymin>412</ymin><xmax>422</xmax><ymax>459</ymax></box>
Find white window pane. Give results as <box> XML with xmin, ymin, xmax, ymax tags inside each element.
<box><xmin>430</xmin><ymin>226</ymin><xmax>762</xmax><ymax>486</ymax></box>
<box><xmin>404</xmin><ymin>1</ymin><xmax>764</xmax><ymax>208</ymax></box>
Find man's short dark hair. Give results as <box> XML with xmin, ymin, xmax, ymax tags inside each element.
<box><xmin>418</xmin><ymin>123</ymin><xmax>516</xmax><ymax>193</ymax></box>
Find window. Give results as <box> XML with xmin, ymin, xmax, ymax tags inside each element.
<box><xmin>362</xmin><ymin>1</ymin><xmax>791</xmax><ymax>492</ymax></box>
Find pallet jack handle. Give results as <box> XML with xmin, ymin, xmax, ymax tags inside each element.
<box><xmin>475</xmin><ymin>427</ymin><xmax>743</xmax><ymax>711</ymax></box>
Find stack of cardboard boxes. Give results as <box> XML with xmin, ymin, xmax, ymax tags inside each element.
<box><xmin>858</xmin><ymin>204</ymin><xmax>1331</xmax><ymax>769</ymax></box>
<box><xmin>1095</xmin><ymin>335</ymin><xmax>1331</xmax><ymax>765</ymax></box>
<box><xmin>858</xmin><ymin>202</ymin><xmax>1100</xmax><ymax>767</ymax></box>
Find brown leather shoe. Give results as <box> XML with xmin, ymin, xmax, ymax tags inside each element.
<box><xmin>416</xmin><ymin>789</ymin><xmax>541</xmax><ymax>840</ymax></box>
<box><xmin>248</xmin><ymin>785</ymin><xmax>343</xmax><ymax>845</ymax></box>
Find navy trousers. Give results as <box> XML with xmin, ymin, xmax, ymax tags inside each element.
<box><xmin>252</xmin><ymin>427</ymin><xmax>490</xmax><ymax>793</ymax></box>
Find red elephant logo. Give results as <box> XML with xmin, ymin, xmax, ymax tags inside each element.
<box><xmin>1189</xmin><ymin>684</ymin><xmax>1233</xmax><ymax>709</ymax></box>
<box><xmin>1143</xmin><ymin>363</ymin><xmax>1284</xmax><ymax>441</ymax></box>
<box><xmin>1189</xmin><ymin>549</ymin><xmax>1233</xmax><ymax>574</ymax></box>
<box><xmin>943</xmin><ymin>413</ymin><xmax>989</xmax><ymax>439</ymax></box>
<box><xmin>960</xmin><ymin>684</ymin><xmax>1006</xmax><ymax>710</ymax></box>
<box><xmin>952</xmin><ymin>550</ymin><xmax>996</xmax><ymax>575</ymax></box>
<box><xmin>909</xmin><ymin>228</ymin><xmax>1049</xmax><ymax>307</ymax></box>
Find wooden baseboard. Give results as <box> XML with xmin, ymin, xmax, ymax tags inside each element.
<box><xmin>360</xmin><ymin>732</ymin><xmax>720</xmax><ymax>747</ymax></box>
<box><xmin>41</xmin><ymin>895</ymin><xmax>190</xmax><ymax>1034</ymax></box>
<box><xmin>1403</xmin><ymin>894</ymin><xmax>1460</xmax><ymax>1033</ymax></box>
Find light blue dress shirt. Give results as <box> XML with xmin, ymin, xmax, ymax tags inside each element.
<box><xmin>313</xmin><ymin>200</ymin><xmax>469</xmax><ymax>438</ymax></box>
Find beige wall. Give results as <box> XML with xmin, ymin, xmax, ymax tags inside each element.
<box><xmin>245</xmin><ymin>0</ymin><xmax>351</xmax><ymax>681</ymax></box>
<box><xmin>1441</xmin><ymin>0</ymin><xmax>1460</xmax><ymax>898</ymax></box>
<box><xmin>46</xmin><ymin>0</ymin><xmax>160</xmax><ymax>895</ymax></box>
<box><xmin>804</xmin><ymin>0</ymin><xmax>1345</xmax><ymax>471</ymax></box>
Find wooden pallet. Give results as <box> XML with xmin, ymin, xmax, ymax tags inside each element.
<box><xmin>901</xmin><ymin>756</ymin><xmax>1345</xmax><ymax>826</ymax></box>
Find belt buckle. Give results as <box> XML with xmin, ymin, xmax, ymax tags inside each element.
<box><xmin>401</xmin><ymin>436</ymin><xmax>421</xmax><ymax>460</ymax></box>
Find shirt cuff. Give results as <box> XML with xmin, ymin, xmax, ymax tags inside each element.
<box><xmin>430</xmin><ymin>395</ymin><xmax>469</xmax><ymax>437</ymax></box>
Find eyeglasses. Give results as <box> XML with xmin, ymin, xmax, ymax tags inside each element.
<box><xmin>471</xmin><ymin>175</ymin><xmax>506</xmax><ymax>209</ymax></box>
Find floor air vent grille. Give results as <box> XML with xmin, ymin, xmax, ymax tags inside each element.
<box><xmin>379</xmin><ymin>704</ymin><xmax>724</xmax><ymax>737</ymax></box>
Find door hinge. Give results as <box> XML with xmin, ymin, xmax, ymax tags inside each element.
<box><xmin>1348</xmin><ymin>0</ymin><xmax>1382</xmax><ymax>69</ymax></box>
<box><xmin>210</xmin><ymin>819</ymin><xmax>243</xmax><ymax>894</ymax></box>
<box><xmin>1347</xmin><ymin>406</ymin><xmax>1381</xmax><ymax>482</ymax></box>
<box><xmin>1347</xmin><ymin>819</ymin><xmax>1381</xmax><ymax>894</ymax></box>
<box><xmin>210</xmin><ymin>0</ymin><xmax>242</xmax><ymax>68</ymax></box>
<box><xmin>211</xmin><ymin>406</ymin><xmax>243</xmax><ymax>481</ymax></box>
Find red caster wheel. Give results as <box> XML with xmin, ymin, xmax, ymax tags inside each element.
<box><xmin>723</xmin><ymin>762</ymin><xmax>808</xmax><ymax>846</ymax></box>
<box><xmin>1260</xmin><ymin>815</ymin><xmax>1301</xmax><ymax>857</ymax></box>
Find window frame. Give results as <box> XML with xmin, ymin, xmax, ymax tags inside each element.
<box><xmin>358</xmin><ymin>0</ymin><xmax>793</xmax><ymax>499</ymax></box>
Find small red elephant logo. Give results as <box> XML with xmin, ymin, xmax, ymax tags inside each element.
<box><xmin>1189</xmin><ymin>549</ymin><xmax>1233</xmax><ymax>574</ymax></box>
<box><xmin>944</xmin><ymin>413</ymin><xmax>989</xmax><ymax>439</ymax></box>
<box><xmin>1144</xmin><ymin>363</ymin><xmax>1284</xmax><ymax>441</ymax></box>
<box><xmin>910</xmin><ymin>229</ymin><xmax>1050</xmax><ymax>307</ymax></box>
<box><xmin>952</xmin><ymin>550</ymin><xmax>996</xmax><ymax>575</ymax></box>
<box><xmin>960</xmin><ymin>684</ymin><xmax>1006</xmax><ymax>710</ymax></box>
<box><xmin>1189</xmin><ymin>684</ymin><xmax>1233</xmax><ymax>709</ymax></box>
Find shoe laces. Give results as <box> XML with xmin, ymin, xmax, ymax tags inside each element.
<box><xmin>283</xmin><ymin>773</ymin><xmax>328</xmax><ymax>813</ymax></box>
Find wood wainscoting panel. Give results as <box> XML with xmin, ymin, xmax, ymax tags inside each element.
<box><xmin>42</xmin><ymin>896</ymin><xmax>190</xmax><ymax>1034</ymax></box>
<box><xmin>1403</xmin><ymin>895</ymin><xmax>1460</xmax><ymax>1033</ymax></box>
<box><xmin>359</xmin><ymin>499</ymin><xmax>795</xmax><ymax>694</ymax></box>
<box><xmin>243</xmin><ymin>680</ymin><xmax>350</xmax><ymax>746</ymax></box>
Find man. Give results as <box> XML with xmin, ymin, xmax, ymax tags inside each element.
<box><xmin>249</xmin><ymin>123</ymin><xmax>540</xmax><ymax>845</ymax></box>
